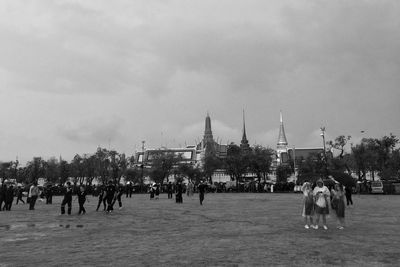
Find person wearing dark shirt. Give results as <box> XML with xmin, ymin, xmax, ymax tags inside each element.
<box><xmin>175</xmin><ymin>182</ymin><xmax>183</xmax><ymax>203</ymax></box>
<box><xmin>0</xmin><ymin>183</ymin><xmax>6</xmax><ymax>211</ymax></box>
<box><xmin>60</xmin><ymin>182</ymin><xmax>73</xmax><ymax>215</ymax></box>
<box><xmin>96</xmin><ymin>185</ymin><xmax>106</xmax><ymax>212</ymax></box>
<box><xmin>16</xmin><ymin>186</ymin><xmax>25</xmax><ymax>205</ymax></box>
<box><xmin>45</xmin><ymin>185</ymin><xmax>53</xmax><ymax>204</ymax></box>
<box><xmin>345</xmin><ymin>186</ymin><xmax>353</xmax><ymax>206</ymax></box>
<box><xmin>4</xmin><ymin>184</ymin><xmax>15</xmax><ymax>211</ymax></box>
<box><xmin>155</xmin><ymin>183</ymin><xmax>160</xmax><ymax>200</ymax></box>
<box><xmin>112</xmin><ymin>185</ymin><xmax>124</xmax><ymax>210</ymax></box>
<box><xmin>198</xmin><ymin>181</ymin><xmax>207</xmax><ymax>205</ymax></box>
<box><xmin>77</xmin><ymin>185</ymin><xmax>87</xmax><ymax>215</ymax></box>
<box><xmin>167</xmin><ymin>182</ymin><xmax>173</xmax><ymax>199</ymax></box>
<box><xmin>106</xmin><ymin>181</ymin><xmax>116</xmax><ymax>213</ymax></box>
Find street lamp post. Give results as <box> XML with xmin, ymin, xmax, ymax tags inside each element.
<box><xmin>320</xmin><ymin>127</ymin><xmax>328</xmax><ymax>178</ymax></box>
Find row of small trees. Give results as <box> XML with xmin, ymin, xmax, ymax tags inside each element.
<box><xmin>280</xmin><ymin>134</ymin><xmax>400</xmax><ymax>184</ymax></box>
<box><xmin>0</xmin><ymin>147</ymin><xmax>134</xmax><ymax>186</ymax></box>
<box><xmin>1</xmin><ymin>133</ymin><xmax>398</xmax><ymax>187</ymax></box>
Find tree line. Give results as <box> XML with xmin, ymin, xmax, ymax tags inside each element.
<box><xmin>0</xmin><ymin>133</ymin><xmax>398</xmax><ymax>187</ymax></box>
<box><xmin>282</xmin><ymin>133</ymin><xmax>400</xmax><ymax>184</ymax></box>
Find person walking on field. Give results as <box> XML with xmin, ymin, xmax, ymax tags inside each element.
<box><xmin>198</xmin><ymin>181</ymin><xmax>207</xmax><ymax>205</ymax></box>
<box><xmin>0</xmin><ymin>183</ymin><xmax>6</xmax><ymax>211</ymax></box>
<box><xmin>4</xmin><ymin>184</ymin><xmax>15</xmax><ymax>211</ymax></box>
<box><xmin>175</xmin><ymin>182</ymin><xmax>183</xmax><ymax>203</ymax></box>
<box><xmin>96</xmin><ymin>185</ymin><xmax>106</xmax><ymax>212</ymax></box>
<box><xmin>331</xmin><ymin>183</ymin><xmax>346</xmax><ymax>229</ymax></box>
<box><xmin>312</xmin><ymin>178</ymin><xmax>330</xmax><ymax>230</ymax></box>
<box><xmin>77</xmin><ymin>185</ymin><xmax>87</xmax><ymax>215</ymax></box>
<box><xmin>105</xmin><ymin>181</ymin><xmax>116</xmax><ymax>213</ymax></box>
<box><xmin>112</xmin><ymin>185</ymin><xmax>124</xmax><ymax>210</ymax></box>
<box><xmin>301</xmin><ymin>181</ymin><xmax>314</xmax><ymax>229</ymax></box>
<box><xmin>16</xmin><ymin>185</ymin><xmax>25</xmax><ymax>204</ymax></box>
<box><xmin>28</xmin><ymin>181</ymin><xmax>40</xmax><ymax>210</ymax></box>
<box><xmin>345</xmin><ymin>186</ymin><xmax>353</xmax><ymax>206</ymax></box>
<box><xmin>60</xmin><ymin>182</ymin><xmax>73</xmax><ymax>215</ymax></box>
<box><xmin>167</xmin><ymin>182</ymin><xmax>173</xmax><ymax>199</ymax></box>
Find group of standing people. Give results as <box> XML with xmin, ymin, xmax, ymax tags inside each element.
<box><xmin>95</xmin><ymin>181</ymin><xmax>124</xmax><ymax>213</ymax></box>
<box><xmin>59</xmin><ymin>180</ymin><xmax>124</xmax><ymax>215</ymax></box>
<box><xmin>151</xmin><ymin>180</ymin><xmax>207</xmax><ymax>205</ymax></box>
<box><xmin>301</xmin><ymin>178</ymin><xmax>348</xmax><ymax>230</ymax></box>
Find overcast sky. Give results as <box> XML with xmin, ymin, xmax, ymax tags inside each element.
<box><xmin>1</xmin><ymin>0</ymin><xmax>399</xmax><ymax>164</ymax></box>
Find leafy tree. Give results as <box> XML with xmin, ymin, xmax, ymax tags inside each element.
<box><xmin>82</xmin><ymin>154</ymin><xmax>97</xmax><ymax>186</ymax></box>
<box><xmin>94</xmin><ymin>147</ymin><xmax>111</xmax><ymax>185</ymax></box>
<box><xmin>327</xmin><ymin>135</ymin><xmax>352</xmax><ymax>173</ymax></box>
<box><xmin>44</xmin><ymin>157</ymin><xmax>59</xmax><ymax>184</ymax></box>
<box><xmin>225</xmin><ymin>143</ymin><xmax>248</xmax><ymax>190</ymax></box>
<box><xmin>148</xmin><ymin>151</ymin><xmax>182</xmax><ymax>185</ymax></box>
<box><xmin>71</xmin><ymin>154</ymin><xmax>85</xmax><ymax>185</ymax></box>
<box><xmin>275</xmin><ymin>165</ymin><xmax>292</xmax><ymax>183</ymax></box>
<box><xmin>59</xmin><ymin>159</ymin><xmax>70</xmax><ymax>185</ymax></box>
<box><xmin>249</xmin><ymin>145</ymin><xmax>274</xmax><ymax>182</ymax></box>
<box><xmin>296</xmin><ymin>153</ymin><xmax>325</xmax><ymax>181</ymax></box>
<box><xmin>26</xmin><ymin>157</ymin><xmax>45</xmax><ymax>183</ymax></box>
<box><xmin>178</xmin><ymin>164</ymin><xmax>203</xmax><ymax>184</ymax></box>
<box><xmin>125</xmin><ymin>167</ymin><xmax>143</xmax><ymax>185</ymax></box>
<box><xmin>202</xmin><ymin>154</ymin><xmax>221</xmax><ymax>183</ymax></box>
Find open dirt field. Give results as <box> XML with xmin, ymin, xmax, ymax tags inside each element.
<box><xmin>0</xmin><ymin>193</ymin><xmax>399</xmax><ymax>266</ymax></box>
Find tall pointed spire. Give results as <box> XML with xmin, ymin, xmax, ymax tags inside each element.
<box><xmin>203</xmin><ymin>113</ymin><xmax>215</xmax><ymax>155</ymax></box>
<box><xmin>204</xmin><ymin>112</ymin><xmax>213</xmax><ymax>140</ymax></box>
<box><xmin>240</xmin><ymin>109</ymin><xmax>250</xmax><ymax>151</ymax></box>
<box><xmin>277</xmin><ymin>110</ymin><xmax>288</xmax><ymax>147</ymax></box>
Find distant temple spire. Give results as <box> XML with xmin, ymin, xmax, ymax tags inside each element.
<box><xmin>276</xmin><ymin>111</ymin><xmax>288</xmax><ymax>164</ymax></box>
<box><xmin>204</xmin><ymin>112</ymin><xmax>213</xmax><ymax>141</ymax></box>
<box><xmin>203</xmin><ymin>113</ymin><xmax>216</xmax><ymax>155</ymax></box>
<box><xmin>277</xmin><ymin>110</ymin><xmax>288</xmax><ymax>147</ymax></box>
<box><xmin>240</xmin><ymin>109</ymin><xmax>250</xmax><ymax>151</ymax></box>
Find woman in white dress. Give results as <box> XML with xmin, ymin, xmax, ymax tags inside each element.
<box><xmin>313</xmin><ymin>178</ymin><xmax>330</xmax><ymax>230</ymax></box>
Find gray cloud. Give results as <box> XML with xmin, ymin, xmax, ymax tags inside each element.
<box><xmin>0</xmin><ymin>0</ymin><xmax>399</xmax><ymax>163</ymax></box>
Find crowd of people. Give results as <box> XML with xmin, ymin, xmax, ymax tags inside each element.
<box><xmin>301</xmin><ymin>178</ymin><xmax>352</xmax><ymax>230</ymax></box>
<box><xmin>0</xmin><ymin>179</ymin><xmax>209</xmax><ymax>215</ymax></box>
<box><xmin>2</xmin><ymin>178</ymin><xmax>354</xmax><ymax>231</ymax></box>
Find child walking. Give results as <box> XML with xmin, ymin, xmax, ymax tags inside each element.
<box><xmin>301</xmin><ymin>182</ymin><xmax>314</xmax><ymax>229</ymax></box>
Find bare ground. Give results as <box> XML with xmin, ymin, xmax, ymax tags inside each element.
<box><xmin>0</xmin><ymin>193</ymin><xmax>399</xmax><ymax>266</ymax></box>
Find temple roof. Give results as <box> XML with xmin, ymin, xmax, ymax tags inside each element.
<box><xmin>277</xmin><ymin>111</ymin><xmax>288</xmax><ymax>146</ymax></box>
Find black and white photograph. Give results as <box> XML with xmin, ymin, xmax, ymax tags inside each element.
<box><xmin>0</xmin><ymin>1</ymin><xmax>399</xmax><ymax>266</ymax></box>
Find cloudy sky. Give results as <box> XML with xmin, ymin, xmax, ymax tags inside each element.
<box><xmin>1</xmin><ymin>0</ymin><xmax>399</xmax><ymax>164</ymax></box>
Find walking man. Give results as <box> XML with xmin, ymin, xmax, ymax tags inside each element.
<box><xmin>345</xmin><ymin>186</ymin><xmax>353</xmax><ymax>206</ymax></box>
<box><xmin>28</xmin><ymin>181</ymin><xmax>40</xmax><ymax>210</ymax></box>
<box><xmin>167</xmin><ymin>182</ymin><xmax>173</xmax><ymax>199</ymax></box>
<box><xmin>105</xmin><ymin>181</ymin><xmax>116</xmax><ymax>213</ymax></box>
<box><xmin>60</xmin><ymin>182</ymin><xmax>73</xmax><ymax>215</ymax></box>
<box><xmin>198</xmin><ymin>181</ymin><xmax>207</xmax><ymax>205</ymax></box>
<box><xmin>96</xmin><ymin>185</ymin><xmax>106</xmax><ymax>212</ymax></box>
<box><xmin>77</xmin><ymin>185</ymin><xmax>87</xmax><ymax>215</ymax></box>
<box><xmin>16</xmin><ymin>185</ymin><xmax>25</xmax><ymax>204</ymax></box>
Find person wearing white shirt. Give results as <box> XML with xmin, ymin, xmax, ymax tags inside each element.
<box><xmin>312</xmin><ymin>178</ymin><xmax>330</xmax><ymax>230</ymax></box>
